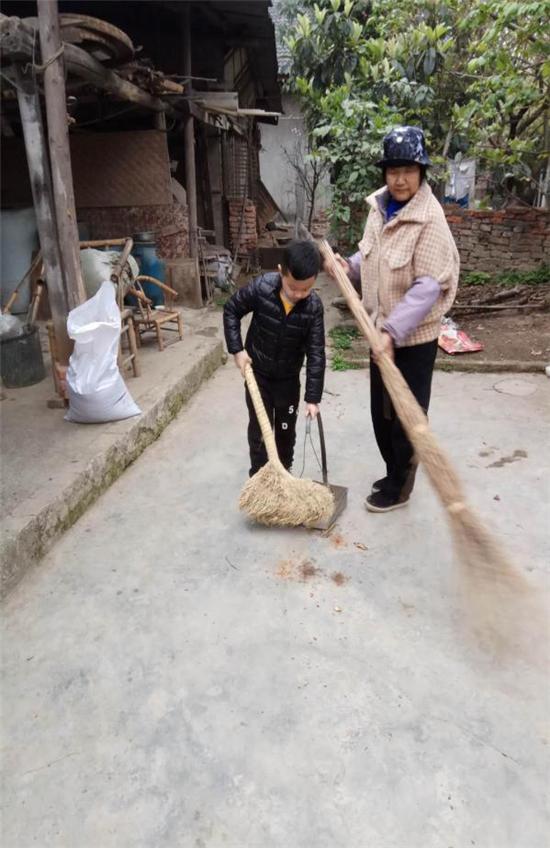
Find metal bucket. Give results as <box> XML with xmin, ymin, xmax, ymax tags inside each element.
<box><xmin>0</xmin><ymin>324</ymin><xmax>45</xmax><ymax>388</ymax></box>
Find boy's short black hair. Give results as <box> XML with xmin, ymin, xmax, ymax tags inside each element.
<box><xmin>280</xmin><ymin>240</ymin><xmax>321</xmax><ymax>281</ymax></box>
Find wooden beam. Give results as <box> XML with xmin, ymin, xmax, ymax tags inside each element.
<box><xmin>37</xmin><ymin>0</ymin><xmax>86</xmax><ymax>311</ymax></box>
<box><xmin>187</xmin><ymin>99</ymin><xmax>236</xmax><ymax>131</ymax></box>
<box><xmin>12</xmin><ymin>65</ymin><xmax>71</xmax><ymax>364</ymax></box>
<box><xmin>0</xmin><ymin>14</ymin><xmax>178</xmax><ymax>117</ymax></box>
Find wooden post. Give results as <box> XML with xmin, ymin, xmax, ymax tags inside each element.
<box><xmin>37</xmin><ymin>0</ymin><xmax>86</xmax><ymax>310</ymax></box>
<box><xmin>183</xmin><ymin>4</ymin><xmax>199</xmax><ymax>266</ymax></box>
<box><xmin>154</xmin><ymin>111</ymin><xmax>167</xmax><ymax>131</ymax></box>
<box><xmin>13</xmin><ymin>66</ymin><xmax>72</xmax><ymax>364</ymax></box>
<box><xmin>183</xmin><ymin>113</ymin><xmax>198</xmax><ymax>262</ymax></box>
<box><xmin>182</xmin><ymin>4</ymin><xmax>202</xmax><ymax>308</ymax></box>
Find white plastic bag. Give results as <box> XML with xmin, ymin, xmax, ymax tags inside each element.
<box><xmin>80</xmin><ymin>248</ymin><xmax>139</xmax><ymax>299</ymax></box>
<box><xmin>65</xmin><ymin>281</ymin><xmax>141</xmax><ymax>424</ymax></box>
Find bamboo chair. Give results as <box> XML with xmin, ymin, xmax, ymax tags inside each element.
<box><xmin>106</xmin><ymin>238</ymin><xmax>141</xmax><ymax>378</ymax></box>
<box><xmin>130</xmin><ymin>275</ymin><xmax>183</xmax><ymax>351</ymax></box>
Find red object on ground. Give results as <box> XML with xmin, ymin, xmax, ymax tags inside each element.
<box><xmin>438</xmin><ymin>319</ymin><xmax>484</xmax><ymax>354</ymax></box>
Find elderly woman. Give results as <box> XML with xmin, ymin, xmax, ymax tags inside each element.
<box><xmin>332</xmin><ymin>126</ymin><xmax>459</xmax><ymax>513</ymax></box>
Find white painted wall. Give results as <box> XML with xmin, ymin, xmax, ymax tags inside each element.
<box><xmin>259</xmin><ymin>94</ymin><xmax>331</xmax><ymax>222</ymax></box>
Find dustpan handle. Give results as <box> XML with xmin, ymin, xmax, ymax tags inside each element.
<box><xmin>306</xmin><ymin>412</ymin><xmax>328</xmax><ymax>485</ymax></box>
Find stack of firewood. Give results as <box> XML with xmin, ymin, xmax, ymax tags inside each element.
<box><xmin>157</xmin><ymin>204</ymin><xmax>189</xmax><ymax>259</ymax></box>
<box><xmin>117</xmin><ymin>61</ymin><xmax>185</xmax><ymax>95</ymax></box>
<box><xmin>310</xmin><ymin>210</ymin><xmax>330</xmax><ymax>239</ymax></box>
<box><xmin>229</xmin><ymin>198</ymin><xmax>257</xmax><ymax>254</ymax></box>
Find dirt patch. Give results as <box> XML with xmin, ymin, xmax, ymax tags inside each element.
<box><xmin>300</xmin><ymin>561</ymin><xmax>320</xmax><ymax>580</ymax></box>
<box><xmin>329</xmin><ymin>285</ymin><xmax>550</xmax><ymax>365</ymax></box>
<box><xmin>487</xmin><ymin>449</ymin><xmax>528</xmax><ymax>468</ymax></box>
<box><xmin>331</xmin><ymin>571</ymin><xmax>349</xmax><ymax>586</ymax></box>
<box><xmin>275</xmin><ymin>559</ymin><xmax>294</xmax><ymax>580</ymax></box>
<box><xmin>447</xmin><ymin>311</ymin><xmax>550</xmax><ymax>363</ymax></box>
<box><xmin>399</xmin><ymin>598</ymin><xmax>416</xmax><ymax>616</ymax></box>
<box><xmin>274</xmin><ymin>558</ymin><xmax>350</xmax><ymax>587</ymax></box>
<box><xmin>328</xmin><ymin>532</ymin><xmax>347</xmax><ymax>549</ymax></box>
<box><xmin>444</xmin><ymin>282</ymin><xmax>549</xmax><ymax>363</ymax></box>
<box><xmin>275</xmin><ymin>557</ymin><xmax>320</xmax><ymax>582</ymax></box>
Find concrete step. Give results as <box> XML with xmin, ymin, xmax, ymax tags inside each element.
<box><xmin>1</xmin><ymin>315</ymin><xmax>224</xmax><ymax>598</ymax></box>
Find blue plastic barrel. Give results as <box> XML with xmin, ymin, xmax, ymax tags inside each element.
<box><xmin>132</xmin><ymin>232</ymin><xmax>165</xmax><ymax>306</ymax></box>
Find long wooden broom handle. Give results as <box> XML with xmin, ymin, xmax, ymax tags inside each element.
<box><xmin>244</xmin><ymin>363</ymin><xmax>288</xmax><ymax>474</ymax></box>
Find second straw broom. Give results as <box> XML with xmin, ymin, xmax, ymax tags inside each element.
<box><xmin>239</xmin><ymin>363</ymin><xmax>334</xmax><ymax>527</ymax></box>
<box><xmin>318</xmin><ymin>237</ymin><xmax>521</xmax><ymax>582</ymax></box>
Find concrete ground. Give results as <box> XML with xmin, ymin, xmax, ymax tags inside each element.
<box><xmin>0</xmin><ymin>305</ymin><xmax>224</xmax><ymax>596</ymax></box>
<box><xmin>2</xmin><ymin>358</ymin><xmax>549</xmax><ymax>847</ymax></box>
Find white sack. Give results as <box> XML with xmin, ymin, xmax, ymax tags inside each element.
<box><xmin>80</xmin><ymin>248</ymin><xmax>139</xmax><ymax>299</ymax></box>
<box><xmin>65</xmin><ymin>281</ymin><xmax>141</xmax><ymax>424</ymax></box>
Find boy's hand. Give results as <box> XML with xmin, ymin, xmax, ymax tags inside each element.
<box><xmin>325</xmin><ymin>253</ymin><xmax>350</xmax><ymax>280</ymax></box>
<box><xmin>305</xmin><ymin>403</ymin><xmax>320</xmax><ymax>419</ymax></box>
<box><xmin>234</xmin><ymin>350</ymin><xmax>252</xmax><ymax>376</ymax></box>
<box><xmin>372</xmin><ymin>331</ymin><xmax>394</xmax><ymax>363</ymax></box>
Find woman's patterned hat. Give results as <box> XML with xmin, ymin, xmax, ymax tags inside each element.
<box><xmin>376</xmin><ymin>126</ymin><xmax>431</xmax><ymax>167</ymax></box>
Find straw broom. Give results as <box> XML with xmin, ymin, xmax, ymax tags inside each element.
<box><xmin>239</xmin><ymin>364</ymin><xmax>334</xmax><ymax>526</ymax></box>
<box><xmin>319</xmin><ymin>238</ymin><xmax>523</xmax><ymax>582</ymax></box>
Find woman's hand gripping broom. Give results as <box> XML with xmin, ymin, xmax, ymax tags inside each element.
<box><xmin>239</xmin><ymin>364</ymin><xmax>334</xmax><ymax>526</ymax></box>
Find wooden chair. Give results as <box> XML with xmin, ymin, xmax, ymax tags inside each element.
<box><xmin>118</xmin><ymin>306</ymin><xmax>140</xmax><ymax>377</ymax></box>
<box><xmin>130</xmin><ymin>275</ymin><xmax>183</xmax><ymax>351</ymax></box>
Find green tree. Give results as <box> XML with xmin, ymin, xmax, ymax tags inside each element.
<box><xmin>280</xmin><ymin>0</ymin><xmax>549</xmax><ymax>241</ymax></box>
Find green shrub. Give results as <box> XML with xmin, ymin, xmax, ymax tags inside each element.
<box><xmin>331</xmin><ymin>352</ymin><xmax>363</xmax><ymax>371</ymax></box>
<box><xmin>461</xmin><ymin>265</ymin><xmax>549</xmax><ymax>287</ymax></box>
<box><xmin>462</xmin><ymin>271</ymin><xmax>492</xmax><ymax>286</ymax></box>
<box><xmin>495</xmin><ymin>266</ymin><xmax>549</xmax><ymax>286</ymax></box>
<box><xmin>329</xmin><ymin>325</ymin><xmax>360</xmax><ymax>351</ymax></box>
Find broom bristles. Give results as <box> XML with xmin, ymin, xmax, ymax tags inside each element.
<box><xmin>241</xmin><ymin>365</ymin><xmax>334</xmax><ymax>527</ymax></box>
<box><xmin>377</xmin><ymin>354</ymin><xmax>522</xmax><ymax>578</ymax></box>
<box><xmin>240</xmin><ymin>461</ymin><xmax>334</xmax><ymax>527</ymax></box>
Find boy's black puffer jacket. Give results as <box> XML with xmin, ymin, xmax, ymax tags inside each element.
<box><xmin>223</xmin><ymin>272</ymin><xmax>325</xmax><ymax>403</ymax></box>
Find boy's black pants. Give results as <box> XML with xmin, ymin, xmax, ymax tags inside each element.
<box><xmin>369</xmin><ymin>339</ymin><xmax>438</xmax><ymax>500</ymax></box>
<box><xmin>245</xmin><ymin>372</ymin><xmax>301</xmax><ymax>477</ymax></box>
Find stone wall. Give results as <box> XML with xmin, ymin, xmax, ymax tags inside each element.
<box><xmin>444</xmin><ymin>206</ymin><xmax>549</xmax><ymax>274</ymax></box>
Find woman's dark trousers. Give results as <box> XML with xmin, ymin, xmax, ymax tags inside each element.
<box><xmin>369</xmin><ymin>339</ymin><xmax>438</xmax><ymax>500</ymax></box>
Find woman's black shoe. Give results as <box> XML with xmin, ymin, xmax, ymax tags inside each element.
<box><xmin>365</xmin><ymin>491</ymin><xmax>409</xmax><ymax>512</ymax></box>
<box><xmin>371</xmin><ymin>477</ymin><xmax>388</xmax><ymax>494</ymax></box>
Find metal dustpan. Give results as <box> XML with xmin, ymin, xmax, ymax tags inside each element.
<box><xmin>304</xmin><ymin>412</ymin><xmax>348</xmax><ymax>531</ymax></box>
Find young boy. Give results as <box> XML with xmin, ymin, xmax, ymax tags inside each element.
<box><xmin>223</xmin><ymin>240</ymin><xmax>325</xmax><ymax>477</ymax></box>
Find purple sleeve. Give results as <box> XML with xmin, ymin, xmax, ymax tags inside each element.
<box><xmin>346</xmin><ymin>251</ymin><xmax>362</xmax><ymax>287</ymax></box>
<box><xmin>383</xmin><ymin>276</ymin><xmax>440</xmax><ymax>346</ymax></box>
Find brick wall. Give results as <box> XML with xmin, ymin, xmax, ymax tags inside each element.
<box><xmin>228</xmin><ymin>198</ymin><xmax>257</xmax><ymax>254</ymax></box>
<box><xmin>444</xmin><ymin>206</ymin><xmax>549</xmax><ymax>274</ymax></box>
<box><xmin>77</xmin><ymin>203</ymin><xmax>189</xmax><ymax>261</ymax></box>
